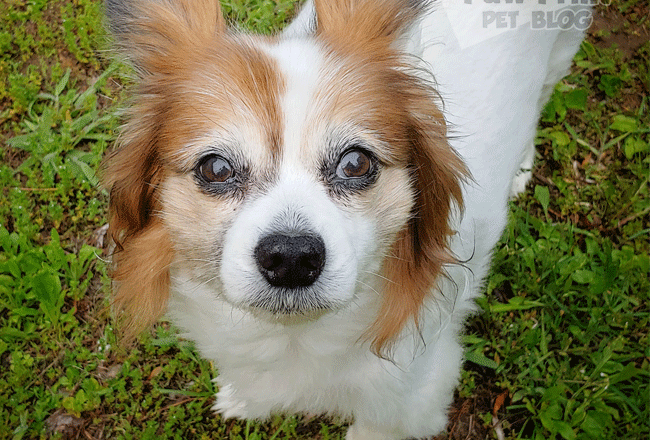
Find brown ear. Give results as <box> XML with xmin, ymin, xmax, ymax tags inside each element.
<box><xmin>105</xmin><ymin>0</ymin><xmax>226</xmax><ymax>73</ymax></box>
<box><xmin>370</xmin><ymin>92</ymin><xmax>468</xmax><ymax>357</ymax></box>
<box><xmin>314</xmin><ymin>0</ymin><xmax>427</xmax><ymax>53</ymax></box>
<box><xmin>103</xmin><ymin>129</ymin><xmax>174</xmax><ymax>341</ymax></box>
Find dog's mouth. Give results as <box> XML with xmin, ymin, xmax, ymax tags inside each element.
<box><xmin>247</xmin><ymin>286</ymin><xmax>335</xmax><ymax>318</ymax></box>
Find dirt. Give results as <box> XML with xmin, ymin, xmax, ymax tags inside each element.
<box><xmin>589</xmin><ymin>2</ymin><xmax>649</xmax><ymax>57</ymax></box>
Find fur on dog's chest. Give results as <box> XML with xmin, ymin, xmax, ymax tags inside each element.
<box><xmin>168</xmin><ymin>267</ymin><xmax>471</xmax><ymax>426</ymax></box>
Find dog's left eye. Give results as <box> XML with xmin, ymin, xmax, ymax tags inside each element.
<box><xmin>336</xmin><ymin>149</ymin><xmax>372</xmax><ymax>179</ymax></box>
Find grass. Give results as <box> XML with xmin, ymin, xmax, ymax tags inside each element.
<box><xmin>0</xmin><ymin>1</ymin><xmax>648</xmax><ymax>439</ymax></box>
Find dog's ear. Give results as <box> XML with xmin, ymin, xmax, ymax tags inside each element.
<box><xmin>371</xmin><ymin>87</ymin><xmax>468</xmax><ymax>357</ymax></box>
<box><xmin>313</xmin><ymin>0</ymin><xmax>426</xmax><ymax>52</ymax></box>
<box><xmin>105</xmin><ymin>0</ymin><xmax>226</xmax><ymax>74</ymax></box>
<box><xmin>103</xmin><ymin>130</ymin><xmax>173</xmax><ymax>342</ymax></box>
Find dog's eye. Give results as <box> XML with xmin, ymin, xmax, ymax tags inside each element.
<box><xmin>336</xmin><ymin>149</ymin><xmax>372</xmax><ymax>179</ymax></box>
<box><xmin>198</xmin><ymin>155</ymin><xmax>234</xmax><ymax>183</ymax></box>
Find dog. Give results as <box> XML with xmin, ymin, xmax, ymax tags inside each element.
<box><xmin>103</xmin><ymin>0</ymin><xmax>587</xmax><ymax>438</ymax></box>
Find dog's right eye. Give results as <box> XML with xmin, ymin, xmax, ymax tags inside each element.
<box><xmin>336</xmin><ymin>149</ymin><xmax>372</xmax><ymax>179</ymax></box>
<box><xmin>197</xmin><ymin>155</ymin><xmax>234</xmax><ymax>183</ymax></box>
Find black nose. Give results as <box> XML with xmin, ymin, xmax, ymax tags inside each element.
<box><xmin>254</xmin><ymin>234</ymin><xmax>326</xmax><ymax>288</ymax></box>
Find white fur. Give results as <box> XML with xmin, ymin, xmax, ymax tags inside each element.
<box><xmin>167</xmin><ymin>2</ymin><xmax>587</xmax><ymax>439</ymax></box>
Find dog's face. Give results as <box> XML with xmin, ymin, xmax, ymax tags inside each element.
<box><xmin>105</xmin><ymin>0</ymin><xmax>466</xmax><ymax>354</ymax></box>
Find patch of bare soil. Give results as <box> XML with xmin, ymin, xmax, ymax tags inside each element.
<box><xmin>589</xmin><ymin>2</ymin><xmax>649</xmax><ymax>57</ymax></box>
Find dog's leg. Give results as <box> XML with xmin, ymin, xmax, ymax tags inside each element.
<box><xmin>510</xmin><ymin>143</ymin><xmax>535</xmax><ymax>197</ymax></box>
<box><xmin>511</xmin><ymin>23</ymin><xmax>587</xmax><ymax>198</ymax></box>
<box><xmin>212</xmin><ymin>383</ymin><xmax>248</xmax><ymax>420</ymax></box>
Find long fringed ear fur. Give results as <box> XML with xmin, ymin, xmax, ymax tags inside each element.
<box><xmin>370</xmin><ymin>94</ymin><xmax>467</xmax><ymax>356</ymax></box>
<box><xmin>103</xmin><ymin>0</ymin><xmax>227</xmax><ymax>341</ymax></box>
<box><xmin>313</xmin><ymin>0</ymin><xmax>468</xmax><ymax>356</ymax></box>
<box><xmin>103</xmin><ymin>132</ymin><xmax>174</xmax><ymax>342</ymax></box>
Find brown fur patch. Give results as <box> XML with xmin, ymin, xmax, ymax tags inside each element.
<box><xmin>108</xmin><ymin>0</ymin><xmax>226</xmax><ymax>74</ymax></box>
<box><xmin>314</xmin><ymin>0</ymin><xmax>426</xmax><ymax>55</ymax></box>
<box><xmin>215</xmin><ymin>43</ymin><xmax>286</xmax><ymax>158</ymax></box>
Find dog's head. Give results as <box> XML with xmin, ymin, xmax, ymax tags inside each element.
<box><xmin>104</xmin><ymin>0</ymin><xmax>466</xmax><ymax>355</ymax></box>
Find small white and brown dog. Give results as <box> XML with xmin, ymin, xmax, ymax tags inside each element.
<box><xmin>103</xmin><ymin>0</ymin><xmax>587</xmax><ymax>438</ymax></box>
